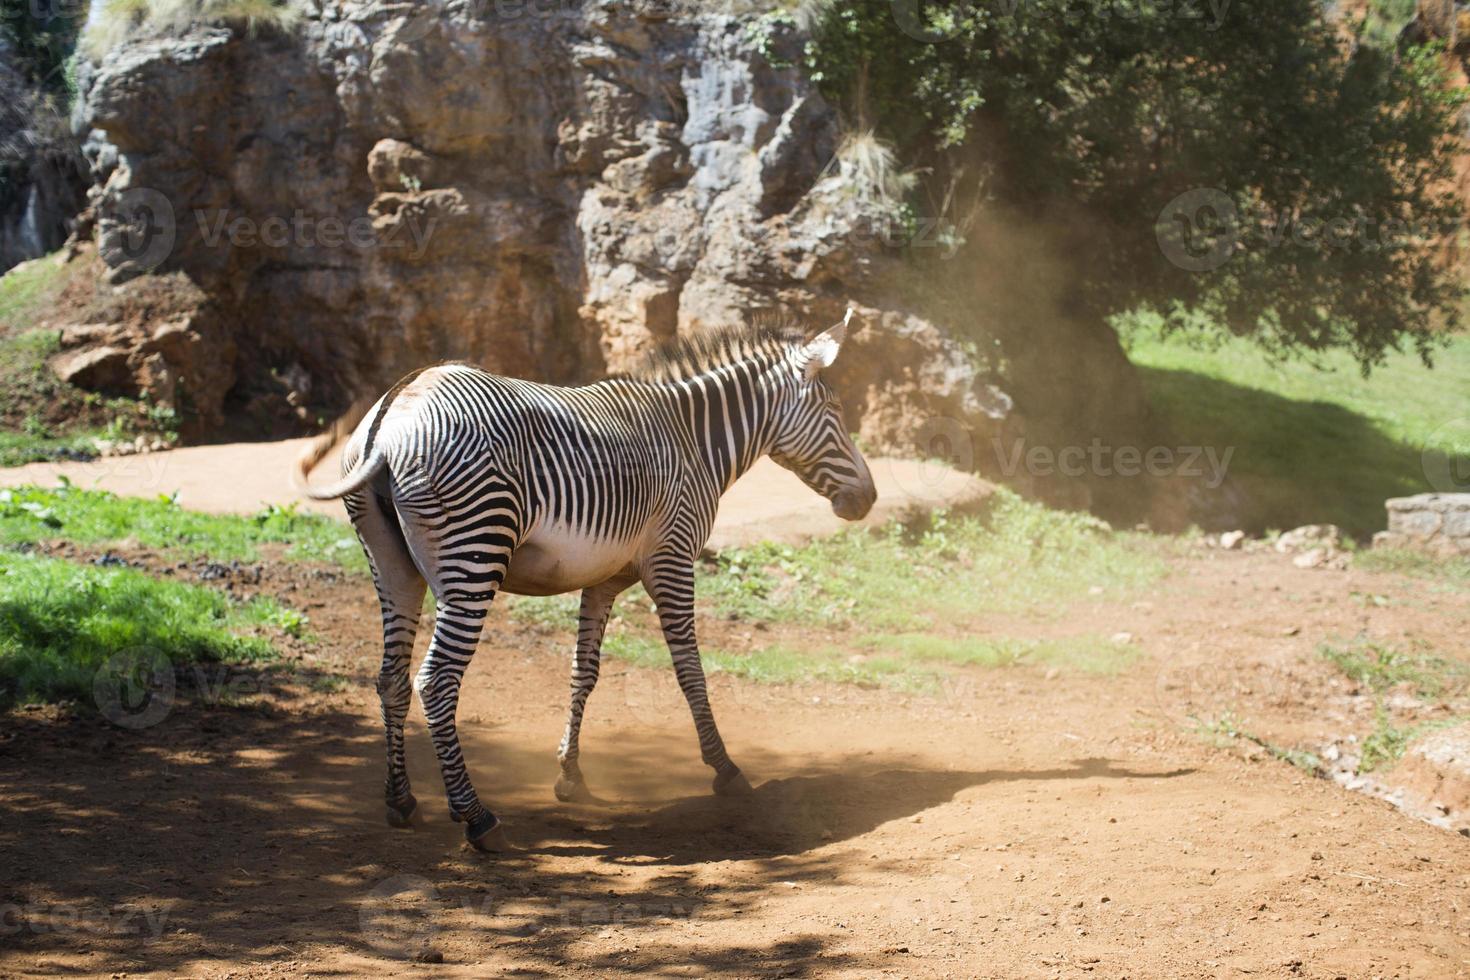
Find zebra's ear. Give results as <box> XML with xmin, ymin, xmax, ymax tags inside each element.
<box><xmin>800</xmin><ymin>308</ymin><xmax>854</xmax><ymax>379</ymax></box>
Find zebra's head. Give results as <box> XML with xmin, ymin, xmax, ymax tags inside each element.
<box><xmin>769</xmin><ymin>311</ymin><xmax>878</xmax><ymax>522</ymax></box>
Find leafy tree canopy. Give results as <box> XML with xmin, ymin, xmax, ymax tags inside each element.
<box><xmin>808</xmin><ymin>0</ymin><xmax>1467</xmax><ymax>369</ymax></box>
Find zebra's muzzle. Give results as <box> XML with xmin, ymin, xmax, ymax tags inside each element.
<box><xmin>831</xmin><ymin>486</ymin><xmax>876</xmax><ymax>521</ymax></box>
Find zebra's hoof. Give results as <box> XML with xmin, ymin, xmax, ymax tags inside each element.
<box><xmin>713</xmin><ymin>769</ymin><xmax>753</xmax><ymax>797</ymax></box>
<box><xmin>465</xmin><ymin>814</ymin><xmax>514</xmax><ymax>853</ymax></box>
<box><xmin>554</xmin><ymin>774</ymin><xmax>596</xmax><ymax>804</ymax></box>
<box><xmin>385</xmin><ymin>793</ymin><xmax>417</xmax><ymax>828</ymax></box>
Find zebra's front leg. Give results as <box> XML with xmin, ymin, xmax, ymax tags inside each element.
<box><xmin>554</xmin><ymin>574</ymin><xmax>635</xmax><ymax>803</ymax></box>
<box><xmin>643</xmin><ymin>558</ymin><xmax>753</xmax><ymax>797</ymax></box>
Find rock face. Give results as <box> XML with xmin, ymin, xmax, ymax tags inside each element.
<box><xmin>1373</xmin><ymin>493</ymin><xmax>1470</xmax><ymax>555</ymax></box>
<box><xmin>64</xmin><ymin>1</ymin><xmax>1010</xmax><ymax>445</ymax></box>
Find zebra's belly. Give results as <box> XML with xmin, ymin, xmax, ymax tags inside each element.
<box><xmin>502</xmin><ymin>521</ymin><xmax>641</xmax><ymax>597</ymax></box>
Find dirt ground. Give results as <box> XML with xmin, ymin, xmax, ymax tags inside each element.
<box><xmin>1</xmin><ymin>544</ymin><xmax>1468</xmax><ymax>979</ymax></box>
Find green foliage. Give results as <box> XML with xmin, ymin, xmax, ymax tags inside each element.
<box><xmin>807</xmin><ymin>0</ymin><xmax>1467</xmax><ymax>368</ymax></box>
<box><xmin>1124</xmin><ymin>315</ymin><xmax>1470</xmax><ymax>535</ymax></box>
<box><xmin>0</xmin><ymin>484</ymin><xmax>367</xmax><ymax>571</ymax></box>
<box><xmin>0</xmin><ymin>550</ymin><xmax>286</xmax><ymax>707</ymax></box>
<box><xmin>0</xmin><ymin>0</ymin><xmax>86</xmax><ymax>91</ymax></box>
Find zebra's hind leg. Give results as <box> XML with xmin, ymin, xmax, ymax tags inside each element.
<box><xmin>642</xmin><ymin>557</ymin><xmax>754</xmax><ymax>798</ymax></box>
<box><xmin>413</xmin><ymin>584</ymin><xmax>514</xmax><ymax>852</ymax></box>
<box><xmin>554</xmin><ymin>572</ymin><xmax>637</xmax><ymax>803</ymax></box>
<box><xmin>345</xmin><ymin>489</ymin><xmax>427</xmax><ymax>828</ymax></box>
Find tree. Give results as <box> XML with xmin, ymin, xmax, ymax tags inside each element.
<box><xmin>808</xmin><ymin>0</ymin><xmax>1466</xmax><ymax>519</ymax></box>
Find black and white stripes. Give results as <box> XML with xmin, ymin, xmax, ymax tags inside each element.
<box><xmin>303</xmin><ymin>312</ymin><xmax>876</xmax><ymax>850</ymax></box>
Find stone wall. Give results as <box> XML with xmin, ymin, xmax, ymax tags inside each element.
<box><xmin>1372</xmin><ymin>493</ymin><xmax>1470</xmax><ymax>555</ymax></box>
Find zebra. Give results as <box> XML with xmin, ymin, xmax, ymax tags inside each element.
<box><xmin>297</xmin><ymin>310</ymin><xmax>876</xmax><ymax>852</ymax></box>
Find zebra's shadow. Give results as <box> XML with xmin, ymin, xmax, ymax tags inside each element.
<box><xmin>520</xmin><ymin>757</ymin><xmax>1194</xmax><ymax>865</ymax></box>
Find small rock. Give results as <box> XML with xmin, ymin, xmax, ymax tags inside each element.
<box><xmin>1292</xmin><ymin>548</ymin><xmax>1327</xmax><ymax>569</ymax></box>
<box><xmin>1219</xmin><ymin>530</ymin><xmax>1246</xmax><ymax>550</ymax></box>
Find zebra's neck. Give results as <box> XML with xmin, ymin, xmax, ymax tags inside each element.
<box><xmin>661</xmin><ymin>355</ymin><xmax>785</xmax><ymax>494</ymax></box>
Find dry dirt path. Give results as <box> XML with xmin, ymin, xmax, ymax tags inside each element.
<box><xmin>2</xmin><ymin>547</ymin><xmax>1468</xmax><ymax>978</ymax></box>
<box><xmin>0</xmin><ymin>439</ymin><xmax>988</xmax><ymax>549</ymax></box>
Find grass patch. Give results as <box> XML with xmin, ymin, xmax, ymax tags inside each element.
<box><xmin>1194</xmin><ymin>712</ymin><xmax>1323</xmax><ymax>776</ymax></box>
<box><xmin>1319</xmin><ymin>639</ymin><xmax>1469</xmax><ymax>700</ymax></box>
<box><xmin>0</xmin><ymin>256</ymin><xmax>72</xmax><ymax>333</ymax></box>
<box><xmin>0</xmin><ymin>550</ymin><xmax>291</xmax><ymax>707</ymax></box>
<box><xmin>699</xmin><ymin>491</ymin><xmax>1165</xmax><ymax>630</ymax></box>
<box><xmin>859</xmin><ymin>632</ymin><xmax>1141</xmax><ymax>675</ymax></box>
<box><xmin>1122</xmin><ymin>315</ymin><xmax>1470</xmax><ymax>537</ymax></box>
<box><xmin>1359</xmin><ymin>710</ymin><xmax>1468</xmax><ymax>773</ymax></box>
<box><xmin>0</xmin><ymin>485</ymin><xmax>366</xmax><ymax>572</ymax></box>
<box><xmin>1354</xmin><ymin>548</ymin><xmax>1470</xmax><ymax>588</ymax></box>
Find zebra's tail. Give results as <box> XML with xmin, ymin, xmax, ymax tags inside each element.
<box><xmin>293</xmin><ymin>397</ymin><xmax>385</xmax><ymax>501</ymax></box>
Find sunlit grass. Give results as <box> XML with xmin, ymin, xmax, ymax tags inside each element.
<box><xmin>699</xmin><ymin>490</ymin><xmax>1165</xmax><ymax>630</ymax></box>
<box><xmin>0</xmin><ymin>485</ymin><xmax>366</xmax><ymax>571</ymax></box>
<box><xmin>1123</xmin><ymin>313</ymin><xmax>1469</xmax><ymax>536</ymax></box>
<box><xmin>863</xmin><ymin>632</ymin><xmax>1142</xmax><ymax>675</ymax></box>
<box><xmin>0</xmin><ymin>550</ymin><xmax>293</xmax><ymax>707</ymax></box>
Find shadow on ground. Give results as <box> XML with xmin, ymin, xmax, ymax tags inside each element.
<box><xmin>1138</xmin><ymin>365</ymin><xmax>1444</xmax><ymax>537</ymax></box>
<box><xmin>0</xmin><ymin>683</ymin><xmax>1193</xmax><ymax>975</ymax></box>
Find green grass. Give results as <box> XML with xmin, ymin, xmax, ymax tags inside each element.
<box><xmin>699</xmin><ymin>491</ymin><xmax>1165</xmax><ymax>630</ymax></box>
<box><xmin>0</xmin><ymin>482</ymin><xmax>1166</xmax><ymax>700</ymax></box>
<box><xmin>863</xmin><ymin>632</ymin><xmax>1142</xmax><ymax>675</ymax></box>
<box><xmin>0</xmin><ymin>550</ymin><xmax>293</xmax><ymax>707</ymax></box>
<box><xmin>1359</xmin><ymin>710</ymin><xmax>1468</xmax><ymax>773</ymax></box>
<box><xmin>1354</xmin><ymin>548</ymin><xmax>1470</xmax><ymax>588</ymax></box>
<box><xmin>1122</xmin><ymin>315</ymin><xmax>1470</xmax><ymax>537</ymax></box>
<box><xmin>1194</xmin><ymin>712</ymin><xmax>1324</xmax><ymax>776</ymax></box>
<box><xmin>0</xmin><ymin>485</ymin><xmax>366</xmax><ymax>571</ymax></box>
<box><xmin>0</xmin><ymin>256</ymin><xmax>71</xmax><ymax>332</ymax></box>
<box><xmin>1319</xmin><ymin>639</ymin><xmax>1469</xmax><ymax>700</ymax></box>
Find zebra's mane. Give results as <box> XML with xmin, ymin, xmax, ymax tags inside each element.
<box><xmin>620</xmin><ymin>317</ymin><xmax>808</xmax><ymax>384</ymax></box>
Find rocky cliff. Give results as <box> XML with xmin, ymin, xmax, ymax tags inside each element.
<box><xmin>60</xmin><ymin>0</ymin><xmax>1010</xmax><ymax>452</ymax></box>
